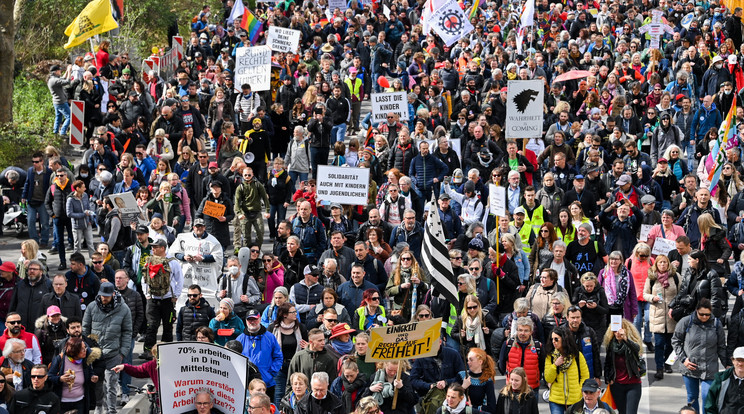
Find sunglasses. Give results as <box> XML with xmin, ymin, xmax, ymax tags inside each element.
<box><xmin>370</xmin><ymin>296</ymin><xmax>380</xmax><ymax>301</ymax></box>
<box><xmin>466</xmin><ymin>306</ymin><xmax>478</xmax><ymax>310</ymax></box>
<box><xmin>401</xmin><ymin>257</ymin><xmax>412</xmax><ymax>261</ymax></box>
<box><xmin>32</xmin><ymin>160</ymin><xmax>42</xmax><ymax>163</ymax></box>
<box><xmin>418</xmin><ymin>313</ymin><xmax>431</xmax><ymax>318</ymax></box>
<box><xmin>469</xmin><ymin>267</ymin><xmax>480</xmax><ymax>271</ymax></box>
<box><xmin>452</xmin><ymin>256</ymin><xmax>463</xmax><ymax>260</ymax></box>
<box><xmin>263</xmin><ymin>259</ymin><xmax>273</xmax><ymax>263</ymax></box>
<box><xmin>698</xmin><ymin>312</ymin><xmax>712</xmax><ymax>317</ymax></box>
<box><xmin>639</xmin><ymin>254</ymin><xmax>649</xmax><ymax>258</ymax></box>
<box><xmin>30</xmin><ymin>375</ymin><xmax>46</xmax><ymax>379</ymax></box>
<box><xmin>92</xmin><ymin>261</ymin><xmax>103</xmax><ymax>264</ymax></box>
<box><xmin>325</xmin><ymin>319</ymin><xmax>338</xmax><ymax>323</ymax></box>
<box><xmin>188</xmin><ymin>294</ymin><xmax>200</xmax><ymax>298</ymax></box>
<box><xmin>6</xmin><ymin>321</ymin><xmax>21</xmax><ymax>325</ymax></box>
<box><xmin>251</xmin><ymin>249</ymin><xmax>260</xmax><ymax>253</ymax></box>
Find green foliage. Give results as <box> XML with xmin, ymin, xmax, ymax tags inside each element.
<box><xmin>0</xmin><ymin>77</ymin><xmax>64</xmax><ymax>167</ymax></box>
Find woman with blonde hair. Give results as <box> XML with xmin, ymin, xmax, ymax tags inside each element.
<box><xmin>495</xmin><ymin>367</ymin><xmax>539</xmax><ymax>414</ymax></box>
<box><xmin>572</xmin><ymin>272</ymin><xmax>609</xmax><ymax>338</ymax></box>
<box><xmin>16</xmin><ymin>239</ymin><xmax>47</xmax><ymax>278</ymax></box>
<box><xmin>569</xmin><ymin>201</ymin><xmax>594</xmax><ymax>233</ymax></box>
<box><xmin>457</xmin><ymin>348</ymin><xmax>497</xmax><ymax>413</ymax></box>
<box><xmin>174</xmin><ymin>146</ymin><xmax>196</xmax><ymax>178</ymax></box>
<box><xmin>280</xmin><ymin>372</ymin><xmax>309</xmax><ymax>414</ymax></box>
<box><xmin>661</xmin><ymin>144</ymin><xmax>688</xmax><ymax>183</ymax></box>
<box><xmin>301</xmin><ymin>85</ymin><xmax>318</xmax><ymax>113</ymax></box>
<box><xmin>353</xmin><ymin>396</ymin><xmax>380</xmax><ymax>414</ymax></box>
<box><xmin>385</xmin><ymin>249</ymin><xmax>428</xmax><ymax>323</ymax></box>
<box><xmin>451</xmin><ymin>295</ymin><xmax>498</xmax><ymax>357</ymax></box>
<box><xmin>145</xmin><ymin>181</ymin><xmax>182</xmax><ymax>230</ymax></box>
<box><xmin>603</xmin><ymin>319</ymin><xmax>644</xmax><ymax>414</ymax></box>
<box><xmin>368</xmin><ymin>360</ymin><xmax>416</xmax><ymax>414</ymax></box>
<box><xmin>542</xmin><ymin>291</ymin><xmax>570</xmax><ymax>337</ymax></box>
<box><xmin>626</xmin><ymin>243</ymin><xmax>654</xmax><ymax>349</ymax></box>
<box><xmin>598</xmin><ymin>251</ymin><xmax>638</xmax><ymax>322</ymax></box>
<box><xmin>643</xmin><ymin>254</ymin><xmax>679</xmax><ymax>380</ymax></box>
<box><xmin>698</xmin><ymin>212</ymin><xmax>731</xmax><ymax>275</ymax></box>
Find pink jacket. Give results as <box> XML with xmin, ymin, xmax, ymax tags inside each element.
<box><xmin>262</xmin><ymin>261</ymin><xmax>285</xmax><ymax>303</ymax></box>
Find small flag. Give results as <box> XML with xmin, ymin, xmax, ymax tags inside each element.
<box><xmin>708</xmin><ymin>103</ymin><xmax>736</xmax><ymax>192</ymax></box>
<box><xmin>469</xmin><ymin>0</ymin><xmax>481</xmax><ymax>19</ymax></box>
<box><xmin>64</xmin><ymin>0</ymin><xmax>119</xmax><ymax>49</ymax></box>
<box><xmin>421</xmin><ymin>198</ymin><xmax>460</xmax><ymax>313</ymax></box>
<box><xmin>240</xmin><ymin>9</ymin><xmax>262</xmax><ymax>45</ymax></box>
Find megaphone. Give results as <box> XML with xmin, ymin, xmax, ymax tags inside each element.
<box><xmin>243</xmin><ymin>152</ymin><xmax>255</xmax><ymax>164</ymax></box>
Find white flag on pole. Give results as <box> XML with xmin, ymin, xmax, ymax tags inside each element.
<box><xmin>228</xmin><ymin>0</ymin><xmax>246</xmax><ymax>25</ymax></box>
<box><xmin>427</xmin><ymin>0</ymin><xmax>474</xmax><ymax>47</ymax></box>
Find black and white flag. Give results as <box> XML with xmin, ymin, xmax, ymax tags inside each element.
<box><xmin>422</xmin><ymin>200</ymin><xmax>460</xmax><ymax>312</ymax></box>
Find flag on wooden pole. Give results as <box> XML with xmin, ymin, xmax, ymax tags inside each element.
<box><xmin>422</xmin><ymin>199</ymin><xmax>460</xmax><ymax>313</ymax></box>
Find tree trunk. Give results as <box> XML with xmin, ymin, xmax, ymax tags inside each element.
<box><xmin>0</xmin><ymin>0</ymin><xmax>15</xmax><ymax>125</ymax></box>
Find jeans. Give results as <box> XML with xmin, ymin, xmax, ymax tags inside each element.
<box><xmin>27</xmin><ymin>203</ymin><xmax>50</xmax><ymax>245</ymax></box>
<box><xmin>288</xmin><ymin>171</ymin><xmax>308</xmax><ymax>191</ymax></box>
<box><xmin>682</xmin><ymin>375</ymin><xmax>713</xmax><ymax>413</ymax></box>
<box><xmin>654</xmin><ymin>332</ymin><xmax>674</xmax><ymax>370</ymax></box>
<box><xmin>274</xmin><ymin>370</ymin><xmax>287</xmax><ymax>406</ymax></box>
<box><xmin>53</xmin><ymin>216</ymin><xmax>74</xmax><ymax>250</ymax></box>
<box><xmin>73</xmin><ymin>225</ymin><xmax>95</xmax><ymax>257</ymax></box>
<box><xmin>610</xmin><ymin>382</ymin><xmax>642</xmax><ymax>414</ymax></box>
<box><xmin>548</xmin><ymin>402</ymin><xmax>568</xmax><ymax>414</ymax></box>
<box><xmin>54</xmin><ymin>217</ymin><xmax>73</xmax><ymax>266</ymax></box>
<box><xmin>53</xmin><ymin>102</ymin><xmax>71</xmax><ymax>135</ymax></box>
<box><xmin>104</xmin><ymin>354</ymin><xmax>123</xmax><ymax>414</ymax></box>
<box><xmin>634</xmin><ymin>301</ymin><xmax>652</xmax><ymax>343</ymax></box>
<box><xmin>268</xmin><ymin>204</ymin><xmax>287</xmax><ymax>239</ymax></box>
<box><xmin>330</xmin><ymin>123</ymin><xmax>347</xmax><ymax>145</ymax></box>
<box><xmin>309</xmin><ymin>147</ymin><xmax>329</xmax><ymax>178</ymax></box>
<box><xmin>685</xmin><ymin>141</ymin><xmax>696</xmax><ymax>171</ymax></box>
<box><xmin>145</xmin><ymin>298</ymin><xmax>175</xmax><ymax>350</ymax></box>
<box><xmin>120</xmin><ymin>338</ymin><xmax>135</xmax><ymax>395</ymax></box>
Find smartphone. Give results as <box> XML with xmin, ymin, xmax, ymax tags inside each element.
<box><xmin>615</xmin><ymin>201</ymin><xmax>623</xmax><ymax>208</ymax></box>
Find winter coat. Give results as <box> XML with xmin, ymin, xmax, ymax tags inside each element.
<box><xmin>337</xmin><ymin>280</ymin><xmax>378</xmax><ymax>315</ymax></box>
<box><xmin>48</xmin><ymin>348</ymin><xmax>97</xmax><ymax>413</ymax></box>
<box><xmin>409</xmin><ymin>347</ymin><xmax>466</xmax><ymax>396</ymax></box>
<box><xmin>391</xmin><ymin>142</ymin><xmax>418</xmax><ymax>173</ymax></box>
<box><xmin>296</xmin><ymin>392</ymin><xmax>345</xmax><ymax>414</ymax></box>
<box><xmin>45</xmin><ymin>179</ymin><xmax>73</xmax><ymax>219</ymax></box>
<box><xmin>9</xmin><ymin>277</ymin><xmax>53</xmax><ymax>327</ymax></box>
<box><xmin>34</xmin><ymin>316</ymin><xmax>68</xmax><ymax>365</ymax></box>
<box><xmin>544</xmin><ymin>352</ymin><xmax>590</xmax><ymax>407</ymax></box>
<box><xmin>292</xmin><ymin>216</ymin><xmax>327</xmax><ymax>262</ymax></box>
<box><xmin>671</xmin><ymin>267</ymin><xmax>726</xmax><ymax>319</ymax></box>
<box><xmin>176</xmin><ymin>297</ymin><xmax>216</xmax><ymax>341</ymax></box>
<box><xmin>535</xmin><ymin>186</ymin><xmax>565</xmax><ymax>223</ymax></box>
<box><xmin>285</xmin><ymin>138</ymin><xmax>311</xmax><ymax>174</ymax></box>
<box><xmin>82</xmin><ymin>293</ymin><xmax>133</xmax><ymax>359</ymax></box>
<box><xmin>236</xmin><ymin>325</ymin><xmax>283</xmax><ymax>387</ymax></box>
<box><xmin>208</xmin><ymin>312</ymin><xmax>246</xmax><ymax>346</ymax></box>
<box><xmin>66</xmin><ymin>193</ymin><xmax>93</xmax><ymax>230</ymax></box>
<box><xmin>526</xmin><ymin>283</ymin><xmax>565</xmax><ymax>320</ymax></box>
<box><xmin>691</xmin><ymin>104</ymin><xmax>723</xmax><ymax>140</ymax></box>
<box><xmin>599</xmin><ymin>206</ymin><xmax>643</xmax><ymax>259</ymax></box>
<box><xmin>643</xmin><ymin>271</ymin><xmax>679</xmax><ymax>334</ymax></box>
<box><xmin>266</xmin><ymin>169</ymin><xmax>294</xmax><ymax>205</ymax></box>
<box><xmin>451</xmin><ymin>312</ymin><xmax>499</xmax><ymax>357</ymax></box>
<box><xmin>117</xmin><ymin>287</ymin><xmax>144</xmax><ymax>337</ymax></box>
<box><xmin>389</xmin><ymin>222</ymin><xmax>425</xmax><ymax>261</ymax></box>
<box><xmin>196</xmin><ymin>192</ymin><xmax>235</xmax><ymax>248</ymax></box>
<box><xmin>287</xmin><ymin>347</ymin><xmax>338</xmax><ymax>387</ymax></box>
<box><xmin>672</xmin><ymin>312</ymin><xmax>727</xmax><ymax>380</ymax></box>
<box><xmin>9</xmin><ymin>384</ymin><xmax>60</xmax><ymax>414</ymax></box>
<box><xmin>408</xmin><ymin>153</ymin><xmax>447</xmax><ymax>190</ymax></box>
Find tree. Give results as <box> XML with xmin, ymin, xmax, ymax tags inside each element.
<box><xmin>0</xmin><ymin>0</ymin><xmax>15</xmax><ymax>124</ymax></box>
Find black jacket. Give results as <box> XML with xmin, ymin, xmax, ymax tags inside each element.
<box><xmin>177</xmin><ymin>297</ymin><xmax>215</xmax><ymax>341</ymax></box>
<box><xmin>118</xmin><ymin>287</ymin><xmax>145</xmax><ymax>338</ymax></box>
<box><xmin>307</xmin><ymin>117</ymin><xmax>333</xmax><ymax>148</ymax></box>
<box><xmin>10</xmin><ymin>384</ymin><xmax>60</xmax><ymax>414</ymax></box>
<box><xmin>296</xmin><ymin>391</ymin><xmax>345</xmax><ymax>414</ymax></box>
<box><xmin>44</xmin><ymin>180</ymin><xmax>72</xmax><ymax>219</ymax></box>
<box><xmin>40</xmin><ymin>291</ymin><xmax>82</xmax><ymax>320</ymax></box>
<box><xmin>196</xmin><ymin>192</ymin><xmax>235</xmax><ymax>248</ymax></box>
<box><xmin>9</xmin><ymin>277</ymin><xmax>53</xmax><ymax>327</ymax></box>
<box><xmin>409</xmin><ymin>346</ymin><xmax>466</xmax><ymax>396</ymax></box>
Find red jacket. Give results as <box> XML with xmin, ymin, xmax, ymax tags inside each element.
<box><xmin>505</xmin><ymin>338</ymin><xmax>542</xmax><ymax>389</ymax></box>
<box><xmin>123</xmin><ymin>359</ymin><xmax>159</xmax><ymax>391</ymax></box>
<box><xmin>0</xmin><ymin>327</ymin><xmax>42</xmax><ymax>364</ymax></box>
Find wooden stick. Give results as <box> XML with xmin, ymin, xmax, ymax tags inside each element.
<box><xmin>391</xmin><ymin>362</ymin><xmax>403</xmax><ymax>409</ymax></box>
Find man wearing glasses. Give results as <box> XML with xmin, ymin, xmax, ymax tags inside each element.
<box><xmin>295</xmin><ymin>372</ymin><xmax>344</xmax><ymax>414</ymax></box>
<box><xmin>9</xmin><ymin>258</ymin><xmax>52</xmax><ymax>331</ymax></box>
<box><xmin>21</xmin><ymin>151</ymin><xmax>52</xmax><ymax>248</ymax></box>
<box><xmin>0</xmin><ymin>313</ymin><xmax>42</xmax><ymax>365</ymax></box>
<box><xmin>192</xmin><ymin>390</ymin><xmax>216</xmax><ymax>414</ymax></box>
<box><xmin>9</xmin><ymin>364</ymin><xmax>60</xmax><ymax>412</ymax></box>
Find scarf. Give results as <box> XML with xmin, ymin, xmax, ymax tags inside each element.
<box><xmin>67</xmin><ymin>356</ymin><xmax>83</xmax><ymax>365</ymax></box>
<box><xmin>441</xmin><ymin>396</ymin><xmax>467</xmax><ymax>414</ymax></box>
<box><xmin>341</xmin><ymin>374</ymin><xmax>367</xmax><ymax>410</ymax></box>
<box><xmin>370</xmin><ymin>369</ymin><xmax>396</xmax><ymax>405</ymax></box>
<box><xmin>465</xmin><ymin>316</ymin><xmax>486</xmax><ymax>349</ymax></box>
<box><xmin>273</xmin><ymin>321</ymin><xmax>303</xmax><ymax>351</ymax></box>
<box><xmin>551</xmin><ymin>350</ymin><xmax>574</xmax><ymax>373</ymax></box>
<box><xmin>96</xmin><ymin>294</ymin><xmax>115</xmax><ymax>313</ymax></box>
<box><xmin>610</xmin><ymin>339</ymin><xmax>641</xmax><ymax>378</ymax></box>
<box><xmin>656</xmin><ymin>271</ymin><xmax>670</xmax><ymax>289</ymax></box>
<box><xmin>54</xmin><ymin>176</ymin><xmax>69</xmax><ymax>190</ymax></box>
<box><xmin>332</xmin><ymin>339</ymin><xmax>354</xmax><ymax>355</ymax></box>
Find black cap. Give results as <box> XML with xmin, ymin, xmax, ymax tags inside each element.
<box><xmin>135</xmin><ymin>225</ymin><xmax>149</xmax><ymax>234</ymax></box>
<box><xmin>581</xmin><ymin>379</ymin><xmax>600</xmax><ymax>393</ymax></box>
<box><xmin>151</xmin><ymin>238</ymin><xmax>168</xmax><ymax>247</ymax></box>
<box><xmin>209</xmin><ymin>180</ymin><xmax>223</xmax><ymax>188</ymax></box>
<box><xmin>246</xmin><ymin>309</ymin><xmax>260</xmax><ymax>319</ymax></box>
<box><xmin>98</xmin><ymin>282</ymin><xmax>116</xmax><ymax>297</ymax></box>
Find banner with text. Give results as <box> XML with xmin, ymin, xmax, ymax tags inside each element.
<box><xmin>489</xmin><ymin>184</ymin><xmax>506</xmax><ymax>217</ymax></box>
<box><xmin>366</xmin><ymin>318</ymin><xmax>442</xmax><ymax>362</ymax></box>
<box><xmin>371</xmin><ymin>92</ymin><xmax>409</xmax><ymax>124</ymax></box>
<box><xmin>505</xmin><ymin>80</ymin><xmax>544</xmax><ymax>139</ymax></box>
<box><xmin>234</xmin><ymin>46</ymin><xmax>272</xmax><ymax>92</ymax></box>
<box><xmin>158</xmin><ymin>342</ymin><xmax>248</xmax><ymax>414</ymax></box>
<box><xmin>108</xmin><ymin>192</ymin><xmax>147</xmax><ymax>227</ymax></box>
<box><xmin>316</xmin><ymin>166</ymin><xmax>370</xmax><ymax>206</ymax></box>
<box><xmin>328</xmin><ymin>0</ymin><xmax>346</xmax><ymax>11</ymax></box>
<box><xmin>170</xmin><ymin>234</ymin><xmax>222</xmax><ymax>294</ymax></box>
<box><xmin>267</xmin><ymin>26</ymin><xmax>301</xmax><ymax>53</ymax></box>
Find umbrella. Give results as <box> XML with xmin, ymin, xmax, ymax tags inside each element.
<box><xmin>553</xmin><ymin>70</ymin><xmax>593</xmax><ymax>83</ymax></box>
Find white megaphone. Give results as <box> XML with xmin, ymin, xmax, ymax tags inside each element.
<box><xmin>243</xmin><ymin>152</ymin><xmax>255</xmax><ymax>164</ymax></box>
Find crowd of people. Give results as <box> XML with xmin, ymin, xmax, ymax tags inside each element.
<box><xmin>6</xmin><ymin>0</ymin><xmax>744</xmax><ymax>412</ymax></box>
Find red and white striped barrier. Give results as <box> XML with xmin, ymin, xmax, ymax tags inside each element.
<box><xmin>70</xmin><ymin>100</ymin><xmax>85</xmax><ymax>146</ymax></box>
<box><xmin>172</xmin><ymin>36</ymin><xmax>184</xmax><ymax>61</ymax></box>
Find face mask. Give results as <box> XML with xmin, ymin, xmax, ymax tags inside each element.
<box><xmin>716</xmin><ymin>63</ymin><xmax>723</xmax><ymax>69</ymax></box>
<box><xmin>725</xmin><ymin>90</ymin><xmax>732</xmax><ymax>95</ymax></box>
<box><xmin>228</xmin><ymin>266</ymin><xmax>239</xmax><ymax>275</ymax></box>
<box><xmin>80</xmin><ymin>173</ymin><xmax>89</xmax><ymax>178</ymax></box>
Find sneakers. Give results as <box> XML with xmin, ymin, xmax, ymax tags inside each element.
<box><xmin>57</xmin><ymin>263</ymin><xmax>67</xmax><ymax>271</ymax></box>
<box><xmin>654</xmin><ymin>371</ymin><xmax>664</xmax><ymax>380</ymax></box>
<box><xmin>120</xmin><ymin>394</ymin><xmax>130</xmax><ymax>406</ymax></box>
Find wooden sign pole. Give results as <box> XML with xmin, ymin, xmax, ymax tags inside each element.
<box><xmin>391</xmin><ymin>362</ymin><xmax>403</xmax><ymax>409</ymax></box>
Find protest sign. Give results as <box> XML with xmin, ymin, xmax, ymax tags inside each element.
<box><xmin>371</xmin><ymin>92</ymin><xmax>409</xmax><ymax>123</ymax></box>
<box><xmin>651</xmin><ymin>237</ymin><xmax>677</xmax><ymax>256</ymax></box>
<box><xmin>639</xmin><ymin>224</ymin><xmax>652</xmax><ymax>242</ymax></box>
<box><xmin>328</xmin><ymin>0</ymin><xmax>346</xmax><ymax>11</ymax></box>
<box><xmin>171</xmin><ymin>233</ymin><xmax>222</xmax><ymax>294</ymax></box>
<box><xmin>316</xmin><ymin>166</ymin><xmax>370</xmax><ymax>206</ymax></box>
<box><xmin>489</xmin><ymin>184</ymin><xmax>506</xmax><ymax>217</ymax></box>
<box><xmin>202</xmin><ymin>201</ymin><xmax>227</xmax><ymax>219</ymax></box>
<box><xmin>267</xmin><ymin>26</ymin><xmax>301</xmax><ymax>53</ymax></box>
<box><xmin>366</xmin><ymin>318</ymin><xmax>442</xmax><ymax>362</ymax></box>
<box><xmin>158</xmin><ymin>342</ymin><xmax>248</xmax><ymax>414</ymax></box>
<box><xmin>108</xmin><ymin>192</ymin><xmax>146</xmax><ymax>227</ymax></box>
<box><xmin>506</xmin><ymin>80</ymin><xmax>544</xmax><ymax>139</ymax></box>
<box><xmin>234</xmin><ymin>46</ymin><xmax>272</xmax><ymax>92</ymax></box>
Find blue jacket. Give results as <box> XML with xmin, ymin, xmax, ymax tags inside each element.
<box><xmin>389</xmin><ymin>222</ymin><xmax>424</xmax><ymax>261</ymax></box>
<box><xmin>353</xmin><ymin>254</ymin><xmax>387</xmax><ymax>293</ymax></box>
<box><xmin>236</xmin><ymin>325</ymin><xmax>283</xmax><ymax>387</ymax></box>
<box><xmin>113</xmin><ymin>179</ymin><xmax>140</xmax><ymax>194</ymax></box>
<box><xmin>566</xmin><ymin>322</ymin><xmax>602</xmax><ymax>379</ymax></box>
<box><xmin>291</xmin><ymin>215</ymin><xmax>327</xmax><ymax>263</ymax></box>
<box><xmin>512</xmin><ymin>250</ymin><xmax>530</xmax><ymax>285</ymax></box>
<box><xmin>21</xmin><ymin>167</ymin><xmax>51</xmax><ymax>203</ymax></box>
<box><xmin>599</xmin><ymin>206</ymin><xmax>643</xmax><ymax>259</ymax></box>
<box><xmin>88</xmin><ymin>149</ymin><xmax>118</xmax><ymax>173</ymax></box>
<box><xmin>337</xmin><ymin>280</ymin><xmax>378</xmax><ymax>315</ymax></box>
<box><xmin>438</xmin><ymin>207</ymin><xmax>462</xmax><ymax>241</ymax></box>
<box><xmin>409</xmin><ymin>347</ymin><xmax>466</xmax><ymax>396</ymax></box>
<box><xmin>409</xmin><ymin>154</ymin><xmax>447</xmax><ymax>191</ymax></box>
<box><xmin>691</xmin><ymin>104</ymin><xmax>723</xmax><ymax>140</ymax></box>
<box><xmin>66</xmin><ymin>194</ymin><xmax>93</xmax><ymax>230</ymax></box>
<box><xmin>135</xmin><ymin>157</ymin><xmax>157</xmax><ymax>181</ymax></box>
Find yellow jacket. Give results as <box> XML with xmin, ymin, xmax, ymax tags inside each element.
<box><xmin>544</xmin><ymin>351</ymin><xmax>590</xmax><ymax>406</ymax></box>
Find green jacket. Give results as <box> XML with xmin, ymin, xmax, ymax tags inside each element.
<box><xmin>704</xmin><ymin>367</ymin><xmax>738</xmax><ymax>414</ymax></box>
<box><xmin>234</xmin><ymin>180</ymin><xmax>270</xmax><ymax>215</ymax></box>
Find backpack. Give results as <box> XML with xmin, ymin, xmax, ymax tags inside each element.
<box><xmin>420</xmin><ymin>387</ymin><xmax>446</xmax><ymax>414</ymax></box>
<box><xmin>145</xmin><ymin>255</ymin><xmax>173</xmax><ymax>297</ymax></box>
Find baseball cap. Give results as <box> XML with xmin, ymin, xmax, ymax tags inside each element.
<box><xmin>246</xmin><ymin>309</ymin><xmax>260</xmax><ymax>319</ymax></box>
<box><xmin>616</xmin><ymin>174</ymin><xmax>632</xmax><ymax>186</ymax></box>
<box><xmin>193</xmin><ymin>218</ymin><xmax>206</xmax><ymax>227</ymax></box>
<box><xmin>733</xmin><ymin>346</ymin><xmax>744</xmax><ymax>359</ymax></box>
<box><xmin>210</xmin><ymin>180</ymin><xmax>223</xmax><ymax>188</ymax></box>
<box><xmin>151</xmin><ymin>238</ymin><xmax>168</xmax><ymax>247</ymax></box>
<box><xmin>439</xmin><ymin>192</ymin><xmax>450</xmax><ymax>200</ymax></box>
<box><xmin>208</xmin><ymin>161</ymin><xmax>219</xmax><ymax>169</ymax></box>
<box><xmin>514</xmin><ymin>206</ymin><xmax>526</xmax><ymax>215</ymax></box>
<box><xmin>46</xmin><ymin>306</ymin><xmax>62</xmax><ymax>317</ymax></box>
<box><xmin>135</xmin><ymin>224</ymin><xmax>149</xmax><ymax>234</ymax></box>
<box><xmin>582</xmin><ymin>378</ymin><xmax>600</xmax><ymax>393</ymax></box>
<box><xmin>98</xmin><ymin>282</ymin><xmax>116</xmax><ymax>297</ymax></box>
<box><xmin>574</xmin><ymin>174</ymin><xmax>585</xmax><ymax>180</ymax></box>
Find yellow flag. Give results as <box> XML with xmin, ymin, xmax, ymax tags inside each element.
<box><xmin>64</xmin><ymin>0</ymin><xmax>118</xmax><ymax>49</ymax></box>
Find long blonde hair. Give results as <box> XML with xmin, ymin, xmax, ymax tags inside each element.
<box><xmin>499</xmin><ymin>367</ymin><xmax>533</xmax><ymax>400</ymax></box>
<box><xmin>460</xmin><ymin>295</ymin><xmax>484</xmax><ymax>324</ymax></box>
<box><xmin>392</xmin><ymin>248</ymin><xmax>424</xmax><ymax>285</ymax></box>
<box><xmin>21</xmin><ymin>240</ymin><xmax>39</xmax><ymax>261</ymax></box>
<box><xmin>602</xmin><ymin>318</ymin><xmax>643</xmax><ymax>357</ymax></box>
<box><xmin>697</xmin><ymin>212</ymin><xmax>721</xmax><ymax>237</ymax></box>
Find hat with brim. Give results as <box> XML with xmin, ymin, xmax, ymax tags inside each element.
<box><xmin>616</xmin><ymin>174</ymin><xmax>632</xmax><ymax>186</ymax></box>
<box><xmin>329</xmin><ymin>323</ymin><xmax>356</xmax><ymax>339</ymax></box>
<box><xmin>0</xmin><ymin>262</ymin><xmax>17</xmax><ymax>273</ymax></box>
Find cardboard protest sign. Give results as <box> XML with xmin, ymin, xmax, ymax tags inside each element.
<box><xmin>651</xmin><ymin>237</ymin><xmax>676</xmax><ymax>256</ymax></box>
<box><xmin>366</xmin><ymin>318</ymin><xmax>442</xmax><ymax>362</ymax></box>
<box><xmin>328</xmin><ymin>0</ymin><xmax>346</xmax><ymax>11</ymax></box>
<box><xmin>316</xmin><ymin>166</ymin><xmax>370</xmax><ymax>206</ymax></box>
<box><xmin>158</xmin><ymin>342</ymin><xmax>248</xmax><ymax>413</ymax></box>
<box><xmin>202</xmin><ymin>201</ymin><xmax>227</xmax><ymax>219</ymax></box>
<box><xmin>506</xmin><ymin>80</ymin><xmax>544</xmax><ymax>139</ymax></box>
<box><xmin>234</xmin><ymin>46</ymin><xmax>272</xmax><ymax>92</ymax></box>
<box><xmin>371</xmin><ymin>92</ymin><xmax>409</xmax><ymax>123</ymax></box>
<box><xmin>489</xmin><ymin>184</ymin><xmax>506</xmax><ymax>217</ymax></box>
<box><xmin>267</xmin><ymin>26</ymin><xmax>301</xmax><ymax>53</ymax></box>
<box><xmin>108</xmin><ymin>192</ymin><xmax>147</xmax><ymax>227</ymax></box>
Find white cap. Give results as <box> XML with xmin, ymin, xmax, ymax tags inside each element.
<box><xmin>711</xmin><ymin>55</ymin><xmax>724</xmax><ymax>64</ymax></box>
<box><xmin>729</xmin><ymin>54</ymin><xmax>738</xmax><ymax>65</ymax></box>
<box><xmin>734</xmin><ymin>347</ymin><xmax>744</xmax><ymax>360</ymax></box>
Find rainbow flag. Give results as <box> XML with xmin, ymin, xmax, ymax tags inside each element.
<box><xmin>469</xmin><ymin>0</ymin><xmax>481</xmax><ymax>19</ymax></box>
<box><xmin>240</xmin><ymin>8</ymin><xmax>262</xmax><ymax>45</ymax></box>
<box><xmin>707</xmin><ymin>103</ymin><xmax>737</xmax><ymax>193</ymax></box>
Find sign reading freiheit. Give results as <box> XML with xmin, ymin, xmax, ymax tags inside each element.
<box><xmin>366</xmin><ymin>318</ymin><xmax>442</xmax><ymax>362</ymax></box>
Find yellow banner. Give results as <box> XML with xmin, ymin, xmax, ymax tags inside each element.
<box><xmin>724</xmin><ymin>0</ymin><xmax>744</xmax><ymax>10</ymax></box>
<box><xmin>64</xmin><ymin>0</ymin><xmax>119</xmax><ymax>49</ymax></box>
<box><xmin>366</xmin><ymin>318</ymin><xmax>442</xmax><ymax>362</ymax></box>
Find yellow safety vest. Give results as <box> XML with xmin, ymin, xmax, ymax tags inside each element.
<box><xmin>512</xmin><ymin>221</ymin><xmax>534</xmax><ymax>254</ymax></box>
<box><xmin>556</xmin><ymin>226</ymin><xmax>576</xmax><ymax>245</ymax></box>
<box><xmin>344</xmin><ymin>77</ymin><xmax>362</xmax><ymax>101</ymax></box>
<box><xmin>523</xmin><ymin>204</ymin><xmax>545</xmax><ymax>234</ymax></box>
<box><xmin>356</xmin><ymin>306</ymin><xmax>386</xmax><ymax>330</ymax></box>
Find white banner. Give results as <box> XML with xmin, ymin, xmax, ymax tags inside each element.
<box><xmin>489</xmin><ymin>184</ymin><xmax>506</xmax><ymax>217</ymax></box>
<box><xmin>170</xmin><ymin>233</ymin><xmax>222</xmax><ymax>295</ymax></box>
<box><xmin>234</xmin><ymin>46</ymin><xmax>272</xmax><ymax>92</ymax></box>
<box><xmin>428</xmin><ymin>0</ymin><xmax>474</xmax><ymax>47</ymax></box>
<box><xmin>316</xmin><ymin>166</ymin><xmax>370</xmax><ymax>206</ymax></box>
<box><xmin>328</xmin><ymin>0</ymin><xmax>346</xmax><ymax>11</ymax></box>
<box><xmin>651</xmin><ymin>237</ymin><xmax>677</xmax><ymax>256</ymax></box>
<box><xmin>267</xmin><ymin>26</ymin><xmax>301</xmax><ymax>53</ymax></box>
<box><xmin>505</xmin><ymin>79</ymin><xmax>544</xmax><ymax>139</ymax></box>
<box><xmin>371</xmin><ymin>92</ymin><xmax>409</xmax><ymax>124</ymax></box>
<box><xmin>108</xmin><ymin>192</ymin><xmax>147</xmax><ymax>227</ymax></box>
<box><xmin>158</xmin><ymin>342</ymin><xmax>248</xmax><ymax>414</ymax></box>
